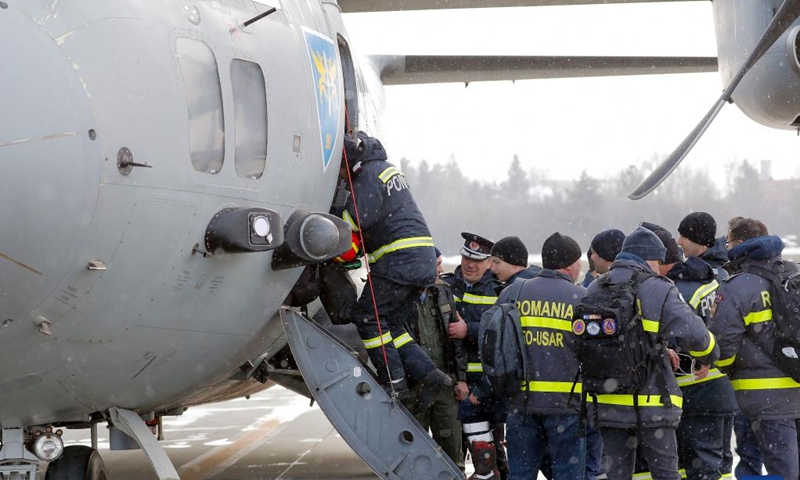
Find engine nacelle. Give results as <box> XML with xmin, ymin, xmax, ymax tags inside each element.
<box><xmin>713</xmin><ymin>0</ymin><xmax>800</xmax><ymax>129</ymax></box>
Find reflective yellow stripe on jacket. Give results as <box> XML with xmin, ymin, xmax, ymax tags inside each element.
<box><xmin>730</xmin><ymin>377</ymin><xmax>800</xmax><ymax>391</ymax></box>
<box><xmin>594</xmin><ymin>394</ymin><xmax>683</xmax><ymax>409</ymax></box>
<box><xmin>520</xmin><ymin>316</ymin><xmax>572</xmax><ymax>332</ymax></box>
<box><xmin>367</xmin><ymin>236</ymin><xmax>434</xmax><ymax>263</ymax></box>
<box><xmin>378</xmin><ymin>166</ymin><xmax>401</xmax><ymax>183</ymax></box>
<box><xmin>689</xmin><ymin>331</ymin><xmax>716</xmax><ymax>357</ymax></box>
<box><xmin>689</xmin><ymin>280</ymin><xmax>719</xmax><ymax>309</ymax></box>
<box><xmin>456</xmin><ymin>293</ymin><xmax>498</xmax><ymax>306</ymax></box>
<box><xmin>467</xmin><ymin>362</ymin><xmax>483</xmax><ymax>373</ymax></box>
<box><xmin>522</xmin><ymin>380</ymin><xmax>581</xmax><ymax>393</ymax></box>
<box><xmin>744</xmin><ymin>308</ymin><xmax>772</xmax><ymax>326</ymax></box>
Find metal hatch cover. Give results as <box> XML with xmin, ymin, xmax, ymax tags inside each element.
<box><xmin>280</xmin><ymin>308</ymin><xmax>463</xmax><ymax>480</ymax></box>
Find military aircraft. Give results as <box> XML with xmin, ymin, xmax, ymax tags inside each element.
<box><xmin>2</xmin><ymin>0</ymin><xmax>800</xmax><ymax>479</ymax></box>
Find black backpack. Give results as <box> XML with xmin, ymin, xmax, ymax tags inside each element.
<box><xmin>572</xmin><ymin>269</ymin><xmax>660</xmax><ymax>396</ymax></box>
<box><xmin>742</xmin><ymin>261</ymin><xmax>800</xmax><ymax>382</ymax></box>
<box><xmin>479</xmin><ymin>279</ymin><xmax>528</xmax><ymax>398</ymax></box>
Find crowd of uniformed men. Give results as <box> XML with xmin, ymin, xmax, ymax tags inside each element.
<box><xmin>322</xmin><ymin>132</ymin><xmax>800</xmax><ymax>480</ymax></box>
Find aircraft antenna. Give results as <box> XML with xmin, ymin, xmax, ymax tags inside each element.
<box><xmin>243</xmin><ymin>7</ymin><xmax>276</xmax><ymax>27</ymax></box>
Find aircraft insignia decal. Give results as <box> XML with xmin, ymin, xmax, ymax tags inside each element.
<box><xmin>304</xmin><ymin>28</ymin><xmax>342</xmax><ymax>170</ymax></box>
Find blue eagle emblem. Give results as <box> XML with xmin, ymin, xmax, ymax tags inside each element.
<box><xmin>303</xmin><ymin>28</ymin><xmax>342</xmax><ymax>170</ymax></box>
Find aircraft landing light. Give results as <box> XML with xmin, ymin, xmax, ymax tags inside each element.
<box><xmin>32</xmin><ymin>430</ymin><xmax>64</xmax><ymax>461</ymax></box>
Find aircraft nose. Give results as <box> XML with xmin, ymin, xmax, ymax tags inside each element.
<box><xmin>0</xmin><ymin>6</ymin><xmax>100</xmax><ymax>317</ymax></box>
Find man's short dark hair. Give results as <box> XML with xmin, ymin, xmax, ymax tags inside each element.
<box><xmin>728</xmin><ymin>218</ymin><xmax>768</xmax><ymax>242</ymax></box>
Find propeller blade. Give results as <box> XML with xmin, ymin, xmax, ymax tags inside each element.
<box><xmin>629</xmin><ymin>0</ymin><xmax>800</xmax><ymax>200</ymax></box>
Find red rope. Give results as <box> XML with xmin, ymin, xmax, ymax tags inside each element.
<box><xmin>340</xmin><ymin>115</ymin><xmax>396</xmax><ymax>390</ymax></box>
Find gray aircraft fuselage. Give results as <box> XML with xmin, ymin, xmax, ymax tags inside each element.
<box><xmin>0</xmin><ymin>0</ymin><xmax>357</xmax><ymax>428</ymax></box>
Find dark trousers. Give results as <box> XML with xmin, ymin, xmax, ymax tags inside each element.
<box><xmin>733</xmin><ymin>412</ymin><xmax>762</xmax><ymax>478</ymax></box>
<box><xmin>506</xmin><ymin>412</ymin><xmax>585</xmax><ymax>480</ymax></box>
<box><xmin>586</xmin><ymin>424</ymin><xmax>605</xmax><ymax>480</ymax></box>
<box><xmin>677</xmin><ymin>414</ymin><xmax>731</xmax><ymax>480</ymax></box>
<box><xmin>601</xmin><ymin>426</ymin><xmax>680</xmax><ymax>480</ymax></box>
<box><xmin>351</xmin><ymin>275</ymin><xmax>435</xmax><ymax>384</ymax></box>
<box><xmin>750</xmin><ymin>417</ymin><xmax>800</xmax><ymax>480</ymax></box>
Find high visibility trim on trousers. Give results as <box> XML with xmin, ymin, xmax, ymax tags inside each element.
<box><xmin>676</xmin><ymin>368</ymin><xmax>726</xmax><ymax>387</ymax></box>
<box><xmin>519</xmin><ymin>316</ymin><xmax>572</xmax><ymax>332</ymax></box>
<box><xmin>522</xmin><ymin>380</ymin><xmax>582</xmax><ymax>393</ymax></box>
<box><xmin>716</xmin><ymin>355</ymin><xmax>736</xmax><ymax>367</ymax></box>
<box><xmin>689</xmin><ymin>280</ymin><xmax>719</xmax><ymax>309</ymax></box>
<box><xmin>463</xmin><ymin>421</ymin><xmax>491</xmax><ymax>434</ymax></box>
<box><xmin>362</xmin><ymin>331</ymin><xmax>392</xmax><ymax>349</ymax></box>
<box><xmin>457</xmin><ymin>292</ymin><xmax>498</xmax><ymax>305</ymax></box>
<box><xmin>744</xmin><ymin>308</ymin><xmax>771</xmax><ymax>326</ymax></box>
<box><xmin>594</xmin><ymin>393</ymin><xmax>683</xmax><ymax>408</ymax></box>
<box><xmin>378</xmin><ymin>166</ymin><xmax>401</xmax><ymax>183</ymax></box>
<box><xmin>393</xmin><ymin>332</ymin><xmax>413</xmax><ymax>348</ymax></box>
<box><xmin>467</xmin><ymin>362</ymin><xmax>483</xmax><ymax>373</ymax></box>
<box><xmin>689</xmin><ymin>331</ymin><xmax>716</xmax><ymax>357</ymax></box>
<box><xmin>367</xmin><ymin>236</ymin><xmax>434</xmax><ymax>263</ymax></box>
<box><xmin>730</xmin><ymin>376</ymin><xmax>800</xmax><ymax>390</ymax></box>
<box><xmin>642</xmin><ymin>318</ymin><xmax>659</xmax><ymax>333</ymax></box>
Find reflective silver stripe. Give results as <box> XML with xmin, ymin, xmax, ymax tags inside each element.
<box><xmin>393</xmin><ymin>333</ymin><xmax>413</xmax><ymax>348</ymax></box>
<box><xmin>378</xmin><ymin>166</ymin><xmax>401</xmax><ymax>183</ymax></box>
<box><xmin>362</xmin><ymin>332</ymin><xmax>392</xmax><ymax>349</ymax></box>
<box><xmin>676</xmin><ymin>368</ymin><xmax>726</xmax><ymax>387</ymax></box>
<box><xmin>367</xmin><ymin>236</ymin><xmax>434</xmax><ymax>263</ymax></box>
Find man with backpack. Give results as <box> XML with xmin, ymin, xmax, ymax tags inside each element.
<box><xmin>642</xmin><ymin>224</ymin><xmax>738</xmax><ymax>480</ymax></box>
<box><xmin>577</xmin><ymin>227</ymin><xmax>719</xmax><ymax>480</ymax></box>
<box><xmin>709</xmin><ymin>218</ymin><xmax>800</xmax><ymax>480</ymax></box>
<box><xmin>496</xmin><ymin>232</ymin><xmax>587</xmax><ymax>480</ymax></box>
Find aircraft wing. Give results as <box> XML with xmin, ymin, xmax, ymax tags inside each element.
<box><xmin>370</xmin><ymin>55</ymin><xmax>717</xmax><ymax>85</ymax></box>
<box><xmin>340</xmin><ymin>0</ymin><xmax>701</xmax><ymax>13</ymax></box>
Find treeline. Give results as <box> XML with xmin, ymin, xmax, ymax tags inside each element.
<box><xmin>399</xmin><ymin>155</ymin><xmax>800</xmax><ymax>256</ymax></box>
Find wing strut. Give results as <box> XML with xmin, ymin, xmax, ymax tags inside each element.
<box><xmin>280</xmin><ymin>308</ymin><xmax>463</xmax><ymax>480</ymax></box>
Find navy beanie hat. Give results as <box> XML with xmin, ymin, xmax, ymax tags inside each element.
<box><xmin>590</xmin><ymin>229</ymin><xmax>626</xmax><ymax>262</ymax></box>
<box><xmin>678</xmin><ymin>212</ymin><xmax>717</xmax><ymax>248</ymax></box>
<box><xmin>434</xmin><ymin>247</ymin><xmax>442</xmax><ymax>258</ymax></box>
<box><xmin>622</xmin><ymin>227</ymin><xmax>667</xmax><ymax>263</ymax></box>
<box><xmin>491</xmin><ymin>236</ymin><xmax>528</xmax><ymax>267</ymax></box>
<box><xmin>542</xmin><ymin>232</ymin><xmax>582</xmax><ymax>270</ymax></box>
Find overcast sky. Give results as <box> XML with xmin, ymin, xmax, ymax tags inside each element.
<box><xmin>342</xmin><ymin>2</ymin><xmax>800</xmax><ymax>190</ymax></box>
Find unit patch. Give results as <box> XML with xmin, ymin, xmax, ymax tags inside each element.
<box><xmin>303</xmin><ymin>28</ymin><xmax>342</xmax><ymax>170</ymax></box>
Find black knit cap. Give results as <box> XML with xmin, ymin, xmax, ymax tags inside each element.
<box><xmin>491</xmin><ymin>236</ymin><xmax>528</xmax><ymax>267</ymax></box>
<box><xmin>590</xmin><ymin>229</ymin><xmax>625</xmax><ymax>262</ymax></box>
<box><xmin>460</xmin><ymin>232</ymin><xmax>494</xmax><ymax>260</ymax></box>
<box><xmin>654</xmin><ymin>229</ymin><xmax>683</xmax><ymax>264</ymax></box>
<box><xmin>678</xmin><ymin>212</ymin><xmax>717</xmax><ymax>248</ymax></box>
<box><xmin>622</xmin><ymin>227</ymin><xmax>667</xmax><ymax>262</ymax></box>
<box><xmin>541</xmin><ymin>232</ymin><xmax>582</xmax><ymax>270</ymax></box>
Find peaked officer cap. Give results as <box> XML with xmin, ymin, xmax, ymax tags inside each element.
<box><xmin>460</xmin><ymin>232</ymin><xmax>494</xmax><ymax>261</ymax></box>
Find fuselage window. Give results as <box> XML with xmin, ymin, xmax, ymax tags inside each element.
<box><xmin>231</xmin><ymin>59</ymin><xmax>267</xmax><ymax>179</ymax></box>
<box><xmin>176</xmin><ymin>37</ymin><xmax>225</xmax><ymax>174</ymax></box>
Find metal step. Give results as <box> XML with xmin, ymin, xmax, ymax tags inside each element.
<box><xmin>280</xmin><ymin>308</ymin><xmax>464</xmax><ymax>480</ymax></box>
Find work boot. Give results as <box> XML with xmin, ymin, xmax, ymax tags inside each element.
<box><xmin>415</xmin><ymin>368</ymin><xmax>453</xmax><ymax>413</ymax></box>
<box><xmin>468</xmin><ymin>441</ymin><xmax>500</xmax><ymax>480</ymax></box>
<box><xmin>381</xmin><ymin>378</ymin><xmax>414</xmax><ymax>405</ymax></box>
